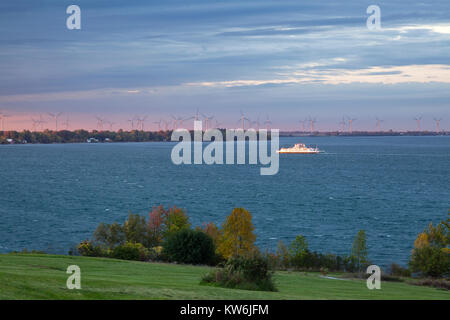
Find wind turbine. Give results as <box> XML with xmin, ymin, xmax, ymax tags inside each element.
<box><xmin>153</xmin><ymin>119</ymin><xmax>163</xmax><ymax>131</ymax></box>
<box><xmin>193</xmin><ymin>108</ymin><xmax>201</xmax><ymax>122</ymax></box>
<box><xmin>95</xmin><ymin>116</ymin><xmax>105</xmax><ymax>131</ymax></box>
<box><xmin>251</xmin><ymin>115</ymin><xmax>261</xmax><ymax>130</ymax></box>
<box><xmin>171</xmin><ymin>115</ymin><xmax>184</xmax><ymax>130</ymax></box>
<box><xmin>1</xmin><ymin>113</ymin><xmax>11</xmax><ymax>131</ymax></box>
<box><xmin>48</xmin><ymin>112</ymin><xmax>63</xmax><ymax>131</ymax></box>
<box><xmin>264</xmin><ymin>115</ymin><xmax>272</xmax><ymax>131</ymax></box>
<box><xmin>107</xmin><ymin>121</ymin><xmax>116</xmax><ymax>131</ymax></box>
<box><xmin>30</xmin><ymin>118</ymin><xmax>38</xmax><ymax>131</ymax></box>
<box><xmin>308</xmin><ymin>117</ymin><xmax>317</xmax><ymax>133</ymax></box>
<box><xmin>434</xmin><ymin>118</ymin><xmax>442</xmax><ymax>132</ymax></box>
<box><xmin>347</xmin><ymin>117</ymin><xmax>357</xmax><ymax>133</ymax></box>
<box><xmin>238</xmin><ymin>111</ymin><xmax>250</xmax><ymax>130</ymax></box>
<box><xmin>339</xmin><ymin>117</ymin><xmax>346</xmax><ymax>132</ymax></box>
<box><xmin>127</xmin><ymin>116</ymin><xmax>137</xmax><ymax>130</ymax></box>
<box><xmin>38</xmin><ymin>114</ymin><xmax>47</xmax><ymax>131</ymax></box>
<box><xmin>414</xmin><ymin>116</ymin><xmax>422</xmax><ymax>131</ymax></box>
<box><xmin>136</xmin><ymin>115</ymin><xmax>148</xmax><ymax>131</ymax></box>
<box><xmin>376</xmin><ymin>117</ymin><xmax>384</xmax><ymax>132</ymax></box>
<box><xmin>202</xmin><ymin>113</ymin><xmax>214</xmax><ymax>131</ymax></box>
<box><xmin>61</xmin><ymin>116</ymin><xmax>70</xmax><ymax>130</ymax></box>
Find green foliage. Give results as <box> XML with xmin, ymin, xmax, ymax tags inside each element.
<box><xmin>111</xmin><ymin>242</ymin><xmax>149</xmax><ymax>261</ymax></box>
<box><xmin>85</xmin><ymin>205</ymin><xmax>190</xmax><ymax>260</ymax></box>
<box><xmin>77</xmin><ymin>240</ymin><xmax>105</xmax><ymax>257</ymax></box>
<box><xmin>123</xmin><ymin>214</ymin><xmax>148</xmax><ymax>246</ymax></box>
<box><xmin>289</xmin><ymin>235</ymin><xmax>309</xmax><ymax>268</ymax></box>
<box><xmin>163</xmin><ymin>229</ymin><xmax>215</xmax><ymax>265</ymax></box>
<box><xmin>275</xmin><ymin>240</ymin><xmax>290</xmax><ymax>269</ymax></box>
<box><xmin>390</xmin><ymin>263</ymin><xmax>411</xmax><ymax>277</ymax></box>
<box><xmin>410</xmin><ymin>216</ymin><xmax>449</xmax><ymax>278</ymax></box>
<box><xmin>202</xmin><ymin>252</ymin><xmax>276</xmax><ymax>292</ymax></box>
<box><xmin>164</xmin><ymin>206</ymin><xmax>191</xmax><ymax>238</ymax></box>
<box><xmin>0</xmin><ymin>129</ymin><xmax>173</xmax><ymax>144</ymax></box>
<box><xmin>351</xmin><ymin>230</ymin><xmax>369</xmax><ymax>273</ymax></box>
<box><xmin>93</xmin><ymin>222</ymin><xmax>125</xmax><ymax>249</ymax></box>
<box><xmin>410</xmin><ymin>246</ymin><xmax>449</xmax><ymax>278</ymax></box>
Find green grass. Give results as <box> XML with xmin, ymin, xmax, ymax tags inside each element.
<box><xmin>0</xmin><ymin>254</ymin><xmax>448</xmax><ymax>300</ymax></box>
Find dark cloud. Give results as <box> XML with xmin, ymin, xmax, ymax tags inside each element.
<box><xmin>0</xmin><ymin>0</ymin><xmax>449</xmax><ymax>125</ymax></box>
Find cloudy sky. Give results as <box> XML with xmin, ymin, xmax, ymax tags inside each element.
<box><xmin>0</xmin><ymin>0</ymin><xmax>449</xmax><ymax>131</ymax></box>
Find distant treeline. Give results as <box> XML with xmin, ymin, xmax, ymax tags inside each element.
<box><xmin>0</xmin><ymin>129</ymin><xmax>271</xmax><ymax>144</ymax></box>
<box><xmin>0</xmin><ymin>130</ymin><xmax>173</xmax><ymax>144</ymax></box>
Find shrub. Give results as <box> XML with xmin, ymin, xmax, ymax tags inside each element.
<box><xmin>410</xmin><ymin>246</ymin><xmax>449</xmax><ymax>278</ymax></box>
<box><xmin>77</xmin><ymin>240</ymin><xmax>105</xmax><ymax>257</ymax></box>
<box><xmin>111</xmin><ymin>242</ymin><xmax>149</xmax><ymax>261</ymax></box>
<box><xmin>412</xmin><ymin>278</ymin><xmax>450</xmax><ymax>290</ymax></box>
<box><xmin>390</xmin><ymin>263</ymin><xmax>411</xmax><ymax>277</ymax></box>
<box><xmin>409</xmin><ymin>217</ymin><xmax>449</xmax><ymax>278</ymax></box>
<box><xmin>202</xmin><ymin>252</ymin><xmax>276</xmax><ymax>292</ymax></box>
<box><xmin>163</xmin><ymin>229</ymin><xmax>215</xmax><ymax>265</ymax></box>
<box><xmin>342</xmin><ymin>255</ymin><xmax>358</xmax><ymax>273</ymax></box>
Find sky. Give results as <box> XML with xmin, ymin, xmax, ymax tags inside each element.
<box><xmin>0</xmin><ymin>0</ymin><xmax>449</xmax><ymax>131</ymax></box>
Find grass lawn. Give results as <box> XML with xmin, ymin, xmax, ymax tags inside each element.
<box><xmin>0</xmin><ymin>254</ymin><xmax>448</xmax><ymax>300</ymax></box>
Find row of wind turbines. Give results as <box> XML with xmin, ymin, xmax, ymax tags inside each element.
<box><xmin>333</xmin><ymin>116</ymin><xmax>444</xmax><ymax>133</ymax></box>
<box><xmin>0</xmin><ymin>110</ymin><xmax>445</xmax><ymax>133</ymax></box>
<box><xmin>123</xmin><ymin>110</ymin><xmax>274</xmax><ymax>132</ymax></box>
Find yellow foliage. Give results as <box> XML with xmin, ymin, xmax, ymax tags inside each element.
<box><xmin>413</xmin><ymin>232</ymin><xmax>429</xmax><ymax>249</ymax></box>
<box><xmin>218</xmin><ymin>208</ymin><xmax>256</xmax><ymax>259</ymax></box>
<box><xmin>152</xmin><ymin>246</ymin><xmax>163</xmax><ymax>254</ymax></box>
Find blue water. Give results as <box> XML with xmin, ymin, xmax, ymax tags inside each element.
<box><xmin>1</xmin><ymin>136</ymin><xmax>449</xmax><ymax>266</ymax></box>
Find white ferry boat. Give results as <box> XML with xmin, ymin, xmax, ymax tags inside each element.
<box><xmin>277</xmin><ymin>143</ymin><xmax>321</xmax><ymax>154</ymax></box>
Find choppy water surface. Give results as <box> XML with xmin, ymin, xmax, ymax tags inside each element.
<box><xmin>1</xmin><ymin>136</ymin><xmax>449</xmax><ymax>266</ymax></box>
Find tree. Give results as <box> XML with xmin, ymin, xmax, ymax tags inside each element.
<box><xmin>276</xmin><ymin>240</ymin><xmax>290</xmax><ymax>269</ymax></box>
<box><xmin>199</xmin><ymin>222</ymin><xmax>222</xmax><ymax>253</ymax></box>
<box><xmin>123</xmin><ymin>213</ymin><xmax>147</xmax><ymax>245</ymax></box>
<box><xmin>163</xmin><ymin>229</ymin><xmax>215</xmax><ymax>265</ymax></box>
<box><xmin>93</xmin><ymin>222</ymin><xmax>124</xmax><ymax>249</ymax></box>
<box><xmin>351</xmin><ymin>230</ymin><xmax>369</xmax><ymax>273</ymax></box>
<box><xmin>147</xmin><ymin>205</ymin><xmax>166</xmax><ymax>247</ymax></box>
<box><xmin>164</xmin><ymin>206</ymin><xmax>190</xmax><ymax>238</ymax></box>
<box><xmin>218</xmin><ymin>208</ymin><xmax>256</xmax><ymax>259</ymax></box>
<box><xmin>289</xmin><ymin>235</ymin><xmax>310</xmax><ymax>269</ymax></box>
<box><xmin>410</xmin><ymin>216</ymin><xmax>449</xmax><ymax>278</ymax></box>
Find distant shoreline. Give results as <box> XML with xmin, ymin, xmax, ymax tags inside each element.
<box><xmin>0</xmin><ymin>129</ymin><xmax>449</xmax><ymax>145</ymax></box>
